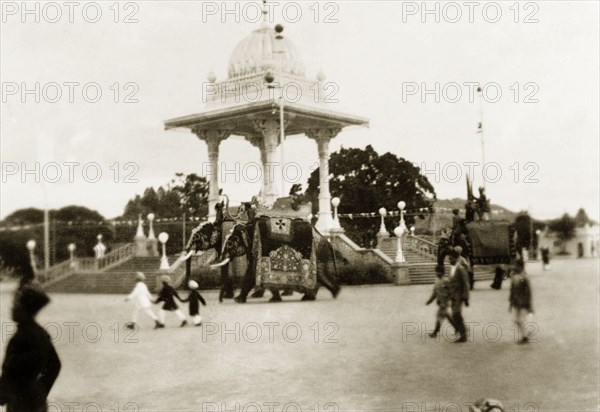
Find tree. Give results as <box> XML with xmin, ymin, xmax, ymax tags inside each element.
<box><xmin>2</xmin><ymin>208</ymin><xmax>45</xmax><ymax>225</ymax></box>
<box><xmin>574</xmin><ymin>208</ymin><xmax>590</xmax><ymax>227</ymax></box>
<box><xmin>172</xmin><ymin>173</ymin><xmax>209</xmax><ymax>218</ymax></box>
<box><xmin>140</xmin><ymin>188</ymin><xmax>160</xmax><ymax>215</ymax></box>
<box><xmin>53</xmin><ymin>206</ymin><xmax>104</xmax><ymax>222</ymax></box>
<box><xmin>120</xmin><ymin>173</ymin><xmax>210</xmax><ymax>220</ymax></box>
<box><xmin>514</xmin><ymin>213</ymin><xmax>533</xmax><ymax>250</ymax></box>
<box><xmin>549</xmin><ymin>213</ymin><xmax>577</xmax><ymax>253</ymax></box>
<box><xmin>304</xmin><ymin>145</ymin><xmax>436</xmax><ymax>246</ymax></box>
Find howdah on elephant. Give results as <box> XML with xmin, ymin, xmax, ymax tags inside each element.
<box><xmin>183</xmin><ymin>197</ymin><xmax>340</xmax><ymax>303</ymax></box>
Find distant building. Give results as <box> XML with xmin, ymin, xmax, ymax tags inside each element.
<box><xmin>540</xmin><ymin>223</ymin><xmax>599</xmax><ymax>258</ymax></box>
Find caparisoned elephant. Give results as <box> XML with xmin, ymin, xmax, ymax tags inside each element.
<box><xmin>217</xmin><ymin>214</ymin><xmax>340</xmax><ymax>303</ymax></box>
<box><xmin>184</xmin><ymin>197</ymin><xmax>340</xmax><ymax>303</ymax></box>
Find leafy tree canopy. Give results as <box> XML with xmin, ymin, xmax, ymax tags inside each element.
<box><xmin>305</xmin><ymin>145</ymin><xmax>436</xmax><ymax>215</ymax></box>
<box><xmin>121</xmin><ymin>173</ymin><xmax>209</xmax><ymax>220</ymax></box>
<box><xmin>548</xmin><ymin>213</ymin><xmax>577</xmax><ymax>242</ymax></box>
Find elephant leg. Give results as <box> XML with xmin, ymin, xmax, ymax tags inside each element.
<box><xmin>235</xmin><ymin>258</ymin><xmax>255</xmax><ymax>303</ymax></box>
<box><xmin>269</xmin><ymin>289</ymin><xmax>282</xmax><ymax>302</ymax></box>
<box><xmin>301</xmin><ymin>292</ymin><xmax>317</xmax><ymax>301</ymax></box>
<box><xmin>250</xmin><ymin>287</ymin><xmax>265</xmax><ymax>298</ymax></box>
<box><xmin>317</xmin><ymin>262</ymin><xmax>340</xmax><ymax>298</ymax></box>
<box><xmin>281</xmin><ymin>288</ymin><xmax>293</xmax><ymax>296</ymax></box>
<box><xmin>220</xmin><ymin>265</ymin><xmax>234</xmax><ymax>299</ymax></box>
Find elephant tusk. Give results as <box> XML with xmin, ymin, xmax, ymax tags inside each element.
<box><xmin>183</xmin><ymin>250</ymin><xmax>195</xmax><ymax>260</ymax></box>
<box><xmin>210</xmin><ymin>257</ymin><xmax>231</xmax><ymax>268</ymax></box>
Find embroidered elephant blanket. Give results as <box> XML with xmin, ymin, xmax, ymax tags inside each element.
<box><xmin>253</xmin><ymin>216</ymin><xmax>318</xmax><ymax>292</ymax></box>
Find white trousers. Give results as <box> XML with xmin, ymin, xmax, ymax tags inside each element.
<box><xmin>132</xmin><ymin>306</ymin><xmax>158</xmax><ymax>323</ymax></box>
<box><xmin>159</xmin><ymin>309</ymin><xmax>186</xmax><ymax>324</ymax></box>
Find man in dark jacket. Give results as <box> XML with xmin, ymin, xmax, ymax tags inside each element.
<box><xmin>509</xmin><ymin>259</ymin><xmax>534</xmax><ymax>344</ymax></box>
<box><xmin>448</xmin><ymin>251</ymin><xmax>470</xmax><ymax>343</ymax></box>
<box><xmin>0</xmin><ymin>284</ymin><xmax>61</xmax><ymax>412</ymax></box>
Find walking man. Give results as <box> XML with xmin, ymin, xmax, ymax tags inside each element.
<box><xmin>448</xmin><ymin>250</ymin><xmax>470</xmax><ymax>343</ymax></box>
<box><xmin>509</xmin><ymin>259</ymin><xmax>534</xmax><ymax>344</ymax></box>
<box><xmin>125</xmin><ymin>272</ymin><xmax>163</xmax><ymax>329</ymax></box>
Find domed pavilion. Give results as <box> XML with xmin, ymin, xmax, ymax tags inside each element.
<box><xmin>164</xmin><ymin>8</ymin><xmax>369</xmax><ymax>234</ymax></box>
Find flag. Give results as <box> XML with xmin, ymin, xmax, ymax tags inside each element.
<box><xmin>466</xmin><ymin>173</ymin><xmax>475</xmax><ymax>201</ymax></box>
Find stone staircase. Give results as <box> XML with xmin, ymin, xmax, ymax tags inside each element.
<box><xmin>374</xmin><ymin>235</ymin><xmax>495</xmax><ymax>284</ymax></box>
<box><xmin>45</xmin><ymin>257</ymin><xmax>179</xmax><ymax>294</ymax></box>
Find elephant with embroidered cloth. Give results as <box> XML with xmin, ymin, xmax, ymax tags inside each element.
<box><xmin>253</xmin><ymin>215</ymin><xmax>319</xmax><ymax>294</ymax></box>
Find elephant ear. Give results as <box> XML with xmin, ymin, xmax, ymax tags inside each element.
<box><xmin>224</xmin><ymin>226</ymin><xmax>248</xmax><ymax>258</ymax></box>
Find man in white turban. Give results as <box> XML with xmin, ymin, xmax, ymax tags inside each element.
<box><xmin>125</xmin><ymin>272</ymin><xmax>163</xmax><ymax>329</ymax></box>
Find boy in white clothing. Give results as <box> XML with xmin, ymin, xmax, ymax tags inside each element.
<box><xmin>125</xmin><ymin>272</ymin><xmax>164</xmax><ymax>329</ymax></box>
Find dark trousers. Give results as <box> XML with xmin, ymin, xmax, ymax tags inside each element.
<box><xmin>451</xmin><ymin>299</ymin><xmax>466</xmax><ymax>338</ymax></box>
<box><xmin>491</xmin><ymin>267</ymin><xmax>505</xmax><ymax>289</ymax></box>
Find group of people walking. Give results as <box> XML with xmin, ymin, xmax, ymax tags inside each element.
<box><xmin>125</xmin><ymin>273</ymin><xmax>206</xmax><ymax>329</ymax></box>
<box><xmin>427</xmin><ymin>247</ymin><xmax>534</xmax><ymax>344</ymax></box>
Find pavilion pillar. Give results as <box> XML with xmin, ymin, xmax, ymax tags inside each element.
<box><xmin>194</xmin><ymin>129</ymin><xmax>230</xmax><ymax>221</ymax></box>
<box><xmin>307</xmin><ymin>128</ymin><xmax>341</xmax><ymax>234</ymax></box>
<box><xmin>253</xmin><ymin>120</ymin><xmax>281</xmax><ymax>205</ymax></box>
<box><xmin>247</xmin><ymin>136</ymin><xmax>268</xmax><ymax>198</ymax></box>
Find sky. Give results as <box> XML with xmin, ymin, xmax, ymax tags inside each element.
<box><xmin>1</xmin><ymin>1</ymin><xmax>599</xmax><ymax>221</ymax></box>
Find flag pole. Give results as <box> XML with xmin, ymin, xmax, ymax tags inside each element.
<box><xmin>477</xmin><ymin>86</ymin><xmax>486</xmax><ymax>190</ymax></box>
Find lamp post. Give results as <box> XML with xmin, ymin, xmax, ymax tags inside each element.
<box><xmin>394</xmin><ymin>226</ymin><xmax>405</xmax><ymax>263</ymax></box>
<box><xmin>331</xmin><ymin>197</ymin><xmax>341</xmax><ymax>231</ymax></box>
<box><xmin>94</xmin><ymin>235</ymin><xmax>106</xmax><ymax>259</ymax></box>
<box><xmin>264</xmin><ymin>24</ymin><xmax>286</xmax><ymax>197</ymax></box>
<box><xmin>275</xmin><ymin>23</ymin><xmax>286</xmax><ymax>197</ymax></box>
<box><xmin>535</xmin><ymin>229</ymin><xmax>542</xmax><ymax>260</ymax></box>
<box><xmin>378</xmin><ymin>207</ymin><xmax>388</xmax><ymax>236</ymax></box>
<box><xmin>68</xmin><ymin>243</ymin><xmax>76</xmax><ymax>268</ymax></box>
<box><xmin>147</xmin><ymin>213</ymin><xmax>156</xmax><ymax>240</ymax></box>
<box><xmin>26</xmin><ymin>240</ymin><xmax>37</xmax><ymax>271</ymax></box>
<box><xmin>398</xmin><ymin>201</ymin><xmax>407</xmax><ymax>231</ymax></box>
<box><xmin>180</xmin><ymin>198</ymin><xmax>187</xmax><ymax>254</ymax></box>
<box><xmin>158</xmin><ymin>232</ymin><xmax>170</xmax><ymax>270</ymax></box>
<box><xmin>410</xmin><ymin>226</ymin><xmax>415</xmax><ymax>236</ymax></box>
<box><xmin>394</xmin><ymin>201</ymin><xmax>407</xmax><ymax>263</ymax></box>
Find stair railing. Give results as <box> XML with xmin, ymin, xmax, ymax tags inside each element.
<box><xmin>403</xmin><ymin>235</ymin><xmax>438</xmax><ymax>262</ymax></box>
<box><xmin>76</xmin><ymin>243</ymin><xmax>139</xmax><ymax>273</ymax></box>
<box><xmin>37</xmin><ymin>259</ymin><xmax>76</xmax><ymax>284</ymax></box>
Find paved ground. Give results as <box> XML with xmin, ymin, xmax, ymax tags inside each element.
<box><xmin>0</xmin><ymin>258</ymin><xmax>598</xmax><ymax>412</ymax></box>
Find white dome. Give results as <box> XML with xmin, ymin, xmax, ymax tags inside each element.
<box><xmin>228</xmin><ymin>25</ymin><xmax>305</xmax><ymax>79</ymax></box>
